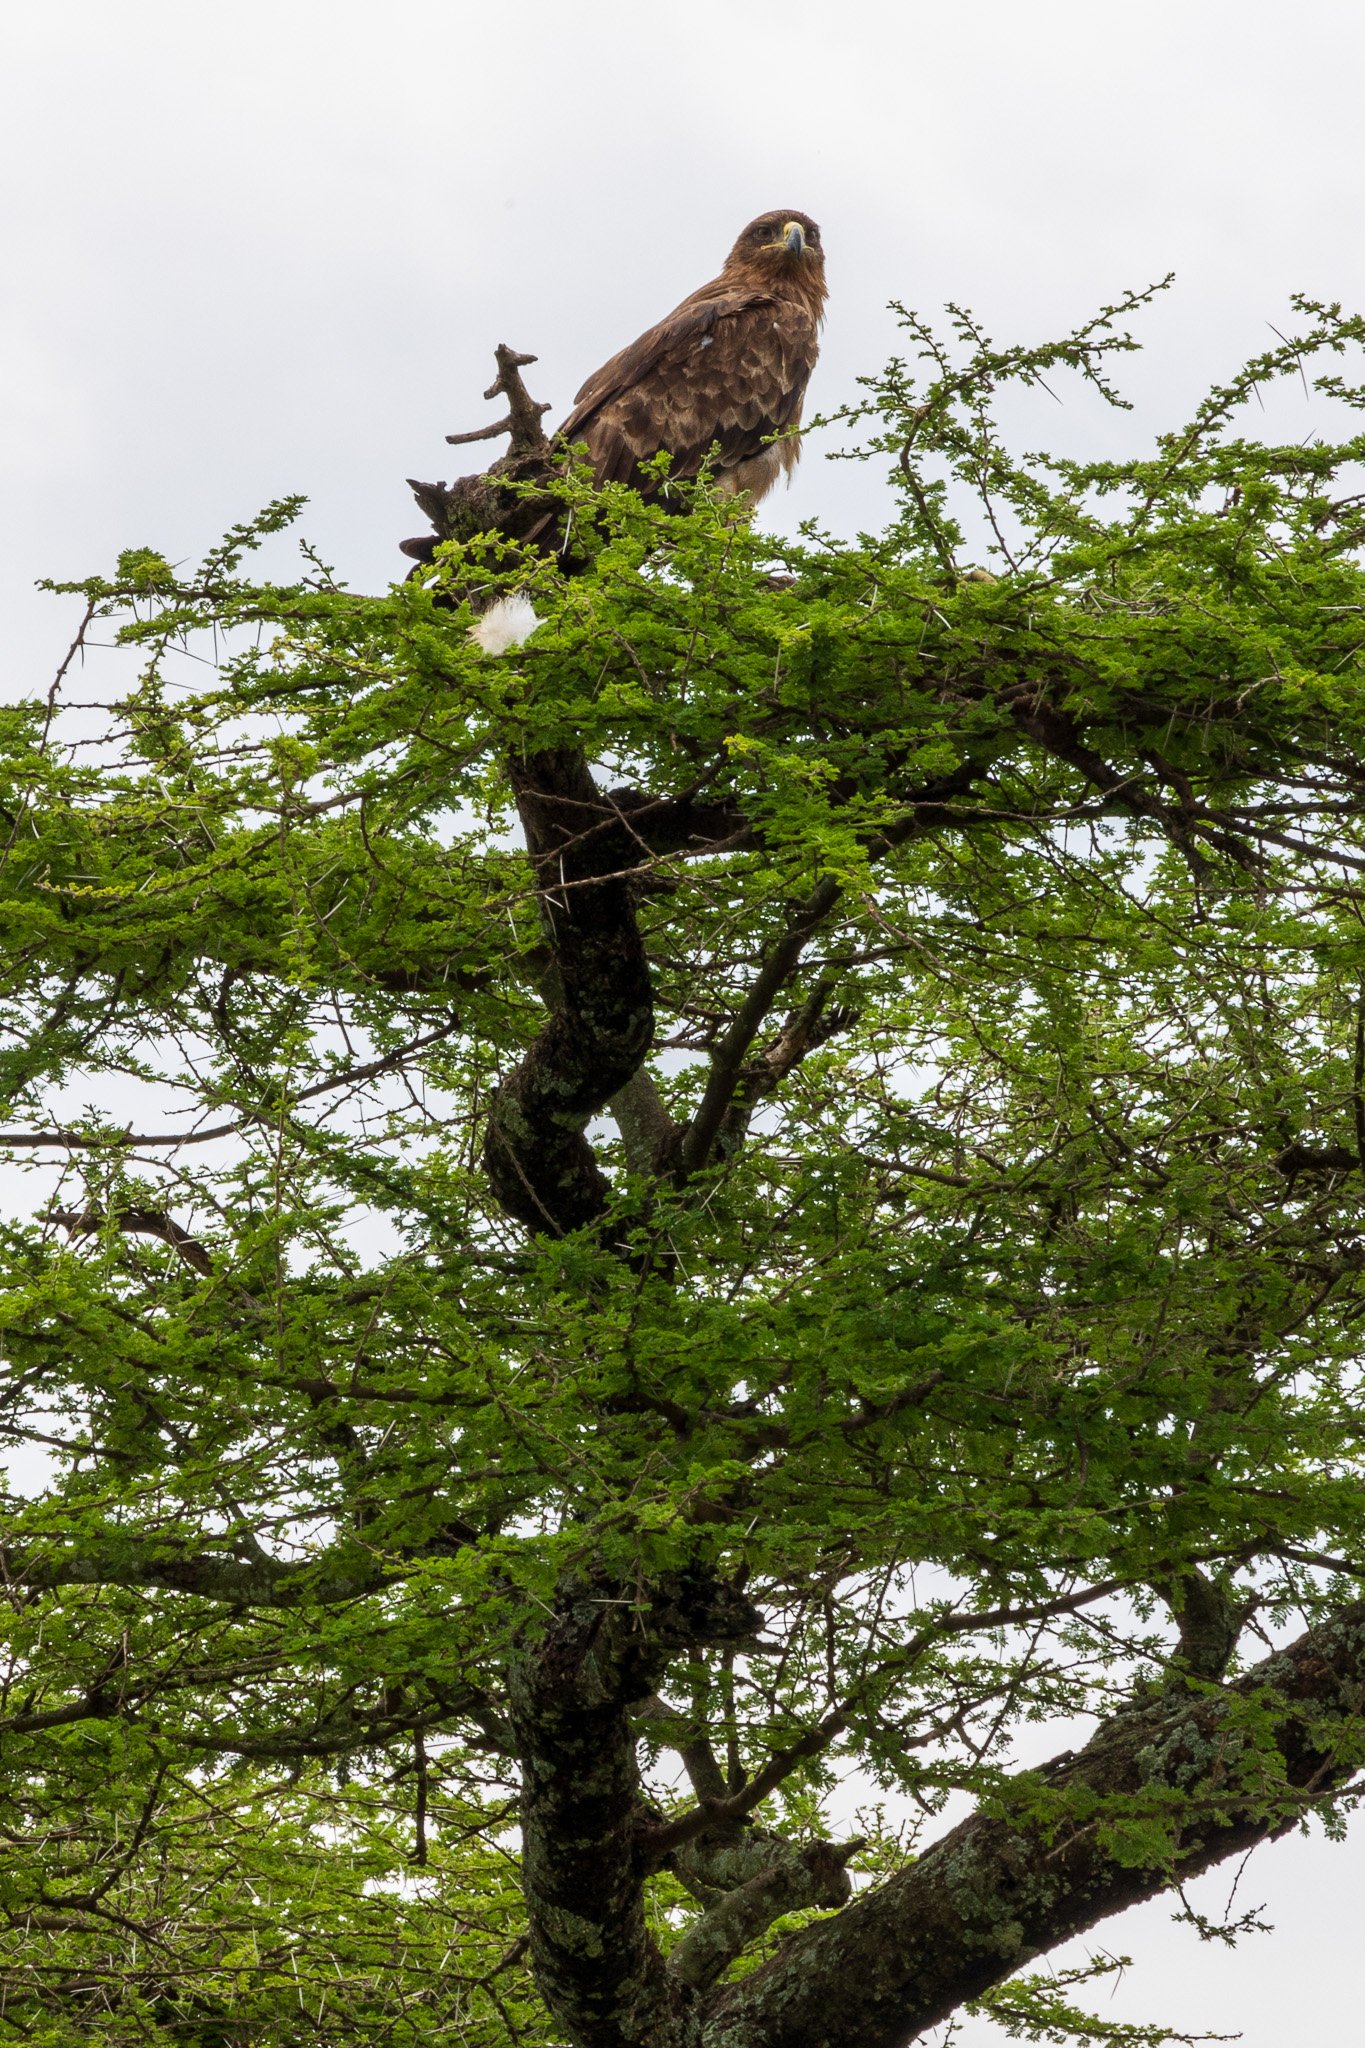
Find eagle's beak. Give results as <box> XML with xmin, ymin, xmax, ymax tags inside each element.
<box><xmin>781</xmin><ymin>220</ymin><xmax>806</xmax><ymax>256</ymax></box>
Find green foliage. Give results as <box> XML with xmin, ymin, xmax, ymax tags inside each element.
<box><xmin>5</xmin><ymin>287</ymin><xmax>1365</xmax><ymax>2040</ymax></box>
<box><xmin>968</xmin><ymin>1953</ymin><xmax>1236</xmax><ymax>2046</ymax></box>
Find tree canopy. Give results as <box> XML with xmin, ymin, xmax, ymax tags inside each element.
<box><xmin>6</xmin><ymin>285</ymin><xmax>1365</xmax><ymax>2047</ymax></box>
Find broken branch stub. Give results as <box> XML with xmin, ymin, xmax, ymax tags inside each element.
<box><xmin>401</xmin><ymin>343</ymin><xmax>561</xmax><ymax>565</ymax></box>
<box><xmin>447</xmin><ymin>344</ymin><xmax>552</xmax><ymax>456</ymax></box>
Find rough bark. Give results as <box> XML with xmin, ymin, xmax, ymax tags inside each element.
<box><xmin>701</xmin><ymin>1601</ymin><xmax>1365</xmax><ymax>2048</ymax></box>
<box><xmin>610</xmin><ymin>1064</ymin><xmax>682</xmax><ymax>1175</ymax></box>
<box><xmin>507</xmin><ymin>1575</ymin><xmax>761</xmax><ymax>2048</ymax></box>
<box><xmin>482</xmin><ymin>751</ymin><xmax>657</xmax><ymax>1234</ymax></box>
<box><xmin>668</xmin><ymin>1833</ymin><xmax>856</xmax><ymax>1992</ymax></box>
<box><xmin>0</xmin><ymin>1537</ymin><xmax>393</xmax><ymax>1607</ymax></box>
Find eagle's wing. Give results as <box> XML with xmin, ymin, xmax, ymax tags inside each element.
<box><xmin>558</xmin><ymin>286</ymin><xmax>819</xmax><ymax>492</ymax></box>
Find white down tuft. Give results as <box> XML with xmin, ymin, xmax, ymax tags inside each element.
<box><xmin>468</xmin><ymin>593</ymin><xmax>541</xmax><ymax>656</ymax></box>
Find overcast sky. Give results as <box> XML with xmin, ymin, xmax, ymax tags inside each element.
<box><xmin>5</xmin><ymin>2</ymin><xmax>1365</xmax><ymax>2040</ymax></box>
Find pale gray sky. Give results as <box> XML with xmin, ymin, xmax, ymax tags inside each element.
<box><xmin>4</xmin><ymin>2</ymin><xmax>1365</xmax><ymax>2039</ymax></box>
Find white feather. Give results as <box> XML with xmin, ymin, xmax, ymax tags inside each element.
<box><xmin>469</xmin><ymin>592</ymin><xmax>540</xmax><ymax>656</ymax></box>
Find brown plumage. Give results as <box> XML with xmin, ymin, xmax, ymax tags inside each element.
<box><xmin>557</xmin><ymin>210</ymin><xmax>827</xmax><ymax>507</ymax></box>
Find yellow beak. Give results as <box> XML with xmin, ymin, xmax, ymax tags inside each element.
<box><xmin>780</xmin><ymin>220</ymin><xmax>806</xmax><ymax>256</ymax></box>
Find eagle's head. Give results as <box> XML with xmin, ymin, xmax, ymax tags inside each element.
<box><xmin>725</xmin><ymin>210</ymin><xmax>826</xmax><ymax>306</ymax></box>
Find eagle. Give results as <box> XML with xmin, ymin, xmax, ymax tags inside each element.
<box><xmin>412</xmin><ymin>212</ymin><xmax>827</xmax><ymax>649</ymax></box>
<box><xmin>557</xmin><ymin>208</ymin><xmax>827</xmax><ymax>506</ymax></box>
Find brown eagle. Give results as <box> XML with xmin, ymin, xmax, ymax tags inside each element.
<box><xmin>557</xmin><ymin>209</ymin><xmax>827</xmax><ymax>506</ymax></box>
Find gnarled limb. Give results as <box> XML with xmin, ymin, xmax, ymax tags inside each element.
<box><xmin>703</xmin><ymin>1600</ymin><xmax>1365</xmax><ymax>2048</ymax></box>
<box><xmin>671</xmin><ymin>1835</ymin><xmax>855</xmax><ymax>1990</ymax></box>
<box><xmin>508</xmin><ymin>1575</ymin><xmax>760</xmax><ymax>2048</ymax></box>
<box><xmin>601</xmin><ymin>783</ymin><xmax>753</xmax><ymax>859</ymax></box>
<box><xmin>483</xmin><ymin>750</ymin><xmax>656</xmax><ymax>1233</ymax></box>
<box><xmin>1159</xmin><ymin>1568</ymin><xmax>1246</xmax><ymax>1682</ymax></box>
<box><xmin>446</xmin><ymin>344</ymin><xmax>552</xmax><ymax>453</ymax></box>
<box><xmin>402</xmin><ymin>345</ymin><xmax>561</xmax><ymax>565</ymax></box>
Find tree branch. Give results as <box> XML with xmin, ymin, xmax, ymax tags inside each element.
<box><xmin>675</xmin><ymin>786</ymin><xmax>965</xmax><ymax>1180</ymax></box>
<box><xmin>678</xmin><ymin>876</ymin><xmax>843</xmax><ymax>1178</ymax></box>
<box><xmin>402</xmin><ymin>344</ymin><xmax>561</xmax><ymax>564</ymax></box>
<box><xmin>703</xmin><ymin>1600</ymin><xmax>1365</xmax><ymax>2048</ymax></box>
<box><xmin>508</xmin><ymin>1574</ymin><xmax>761</xmax><ymax>2048</ymax></box>
<box><xmin>611</xmin><ymin>1065</ymin><xmax>681</xmax><ymax>1175</ymax></box>
<box><xmin>44</xmin><ymin>1204</ymin><xmax>215</xmax><ymax>1275</ymax></box>
<box><xmin>669</xmin><ymin>1835</ymin><xmax>858</xmax><ymax>1992</ymax></box>
<box><xmin>0</xmin><ymin>1537</ymin><xmax>395</xmax><ymax>1608</ymax></box>
<box><xmin>483</xmin><ymin>751</ymin><xmax>657</xmax><ymax>1234</ymax></box>
<box><xmin>712</xmin><ymin>978</ymin><xmax>860</xmax><ymax>1161</ymax></box>
<box><xmin>446</xmin><ymin>344</ymin><xmax>553</xmax><ymax>452</ymax></box>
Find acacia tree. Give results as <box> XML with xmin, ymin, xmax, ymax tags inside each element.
<box><xmin>6</xmin><ymin>287</ymin><xmax>1365</xmax><ymax>2047</ymax></box>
